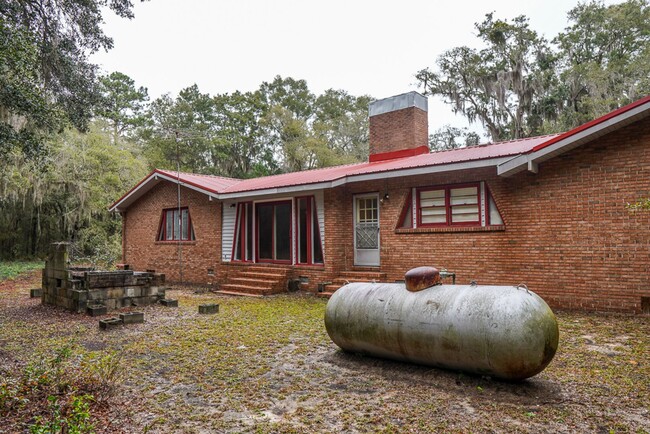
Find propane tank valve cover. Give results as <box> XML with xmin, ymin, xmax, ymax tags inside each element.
<box><xmin>405</xmin><ymin>266</ymin><xmax>441</xmax><ymax>292</ymax></box>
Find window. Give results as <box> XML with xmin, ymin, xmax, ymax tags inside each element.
<box><xmin>418</xmin><ymin>184</ymin><xmax>480</xmax><ymax>226</ymax></box>
<box><xmin>399</xmin><ymin>182</ymin><xmax>503</xmax><ymax>229</ymax></box>
<box><xmin>157</xmin><ymin>208</ymin><xmax>195</xmax><ymax>241</ymax></box>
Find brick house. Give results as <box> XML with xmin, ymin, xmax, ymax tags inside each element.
<box><xmin>110</xmin><ymin>92</ymin><xmax>650</xmax><ymax>313</ymax></box>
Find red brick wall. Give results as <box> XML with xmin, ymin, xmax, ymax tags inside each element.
<box><xmin>340</xmin><ymin>118</ymin><xmax>650</xmax><ymax>312</ymax></box>
<box><xmin>122</xmin><ymin>182</ymin><xmax>222</xmax><ymax>285</ymax></box>
<box><xmin>120</xmin><ymin>118</ymin><xmax>650</xmax><ymax>312</ymax></box>
<box><xmin>369</xmin><ymin>106</ymin><xmax>428</xmax><ymax>156</ymax></box>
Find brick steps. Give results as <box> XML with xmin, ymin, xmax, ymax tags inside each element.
<box><xmin>219</xmin><ymin>266</ymin><xmax>289</xmax><ymax>297</ymax></box>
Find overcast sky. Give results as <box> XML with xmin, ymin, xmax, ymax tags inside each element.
<box><xmin>92</xmin><ymin>0</ymin><xmax>620</xmax><ymax>138</ymax></box>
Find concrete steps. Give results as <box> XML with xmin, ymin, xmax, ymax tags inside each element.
<box><xmin>213</xmin><ymin>290</ymin><xmax>264</xmax><ymax>298</ymax></box>
<box><xmin>317</xmin><ymin>270</ymin><xmax>387</xmax><ymax>298</ymax></box>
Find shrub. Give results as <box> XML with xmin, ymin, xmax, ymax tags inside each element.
<box><xmin>0</xmin><ymin>346</ymin><xmax>124</xmax><ymax>432</ymax></box>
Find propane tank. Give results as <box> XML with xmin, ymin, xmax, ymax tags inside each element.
<box><xmin>324</xmin><ymin>267</ymin><xmax>559</xmax><ymax>381</ymax></box>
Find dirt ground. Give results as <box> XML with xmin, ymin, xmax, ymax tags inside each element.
<box><xmin>1</xmin><ymin>271</ymin><xmax>648</xmax><ymax>433</ymax></box>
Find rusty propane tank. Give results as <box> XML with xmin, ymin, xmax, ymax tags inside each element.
<box><xmin>324</xmin><ymin>267</ymin><xmax>559</xmax><ymax>381</ymax></box>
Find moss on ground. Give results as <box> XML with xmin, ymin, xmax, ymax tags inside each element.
<box><xmin>0</xmin><ymin>261</ymin><xmax>44</xmax><ymax>280</ymax></box>
<box><xmin>0</xmin><ymin>270</ymin><xmax>648</xmax><ymax>433</ymax></box>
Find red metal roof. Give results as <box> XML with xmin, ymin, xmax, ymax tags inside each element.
<box><xmin>109</xmin><ymin>169</ymin><xmax>239</xmax><ymax>211</ymax></box>
<box><xmin>155</xmin><ymin>169</ymin><xmax>240</xmax><ymax>193</ymax></box>
<box><xmin>111</xmin><ymin>94</ymin><xmax>650</xmax><ymax>208</ymax></box>
<box><xmin>219</xmin><ymin>134</ymin><xmax>559</xmax><ymax>194</ymax></box>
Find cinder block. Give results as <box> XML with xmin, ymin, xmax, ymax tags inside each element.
<box><xmin>127</xmin><ymin>287</ymin><xmax>144</xmax><ymax>298</ymax></box>
<box><xmin>142</xmin><ymin>295</ymin><xmax>158</xmax><ymax>305</ymax></box>
<box><xmin>198</xmin><ymin>304</ymin><xmax>219</xmax><ymax>314</ymax></box>
<box><xmin>87</xmin><ymin>290</ymin><xmax>103</xmax><ymax>301</ymax></box>
<box><xmin>117</xmin><ymin>298</ymin><xmax>131</xmax><ymax>307</ymax></box>
<box><xmin>99</xmin><ymin>317</ymin><xmax>122</xmax><ymax>330</ymax></box>
<box><xmin>119</xmin><ymin>312</ymin><xmax>144</xmax><ymax>324</ymax></box>
<box><xmin>160</xmin><ymin>299</ymin><xmax>178</xmax><ymax>307</ymax></box>
<box><xmin>152</xmin><ymin>274</ymin><xmax>165</xmax><ymax>286</ymax></box>
<box><xmin>57</xmin><ymin>296</ymin><xmax>71</xmax><ymax>309</ymax></box>
<box><xmin>73</xmin><ymin>300</ymin><xmax>87</xmax><ymax>313</ymax></box>
<box><xmin>135</xmin><ymin>276</ymin><xmax>151</xmax><ymax>286</ymax></box>
<box><xmin>70</xmin><ymin>290</ymin><xmax>87</xmax><ymax>301</ymax></box>
<box><xmin>30</xmin><ymin>288</ymin><xmax>42</xmax><ymax>298</ymax></box>
<box><xmin>107</xmin><ymin>288</ymin><xmax>124</xmax><ymax>299</ymax></box>
<box><xmin>87</xmin><ymin>304</ymin><xmax>107</xmax><ymax>316</ymax></box>
<box><xmin>52</xmin><ymin>269</ymin><xmax>67</xmax><ymax>280</ymax></box>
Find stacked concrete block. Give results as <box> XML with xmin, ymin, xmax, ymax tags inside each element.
<box><xmin>41</xmin><ymin>243</ymin><xmax>168</xmax><ymax>314</ymax></box>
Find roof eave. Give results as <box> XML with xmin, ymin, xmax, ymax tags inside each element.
<box><xmin>109</xmin><ymin>170</ymin><xmax>221</xmax><ymax>212</ymax></box>
<box><xmin>498</xmin><ymin>98</ymin><xmax>650</xmax><ymax>177</ymax></box>
<box><xmin>221</xmin><ymin>157</ymin><xmax>511</xmax><ymax>199</ymax></box>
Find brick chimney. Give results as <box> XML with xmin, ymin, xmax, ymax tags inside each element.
<box><xmin>368</xmin><ymin>91</ymin><xmax>429</xmax><ymax>162</ymax></box>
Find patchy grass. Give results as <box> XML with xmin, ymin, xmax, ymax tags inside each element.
<box><xmin>0</xmin><ymin>270</ymin><xmax>648</xmax><ymax>433</ymax></box>
<box><xmin>0</xmin><ymin>261</ymin><xmax>43</xmax><ymax>280</ymax></box>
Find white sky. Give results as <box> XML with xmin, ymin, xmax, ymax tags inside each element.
<box><xmin>92</xmin><ymin>0</ymin><xmax>620</xmax><ymax>138</ymax></box>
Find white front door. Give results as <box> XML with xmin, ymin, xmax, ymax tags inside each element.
<box><xmin>353</xmin><ymin>194</ymin><xmax>380</xmax><ymax>266</ymax></box>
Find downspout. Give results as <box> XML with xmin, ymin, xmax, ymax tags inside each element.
<box><xmin>175</xmin><ymin>131</ymin><xmax>183</xmax><ymax>284</ymax></box>
<box><xmin>121</xmin><ymin>211</ymin><xmax>127</xmax><ymax>263</ymax></box>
